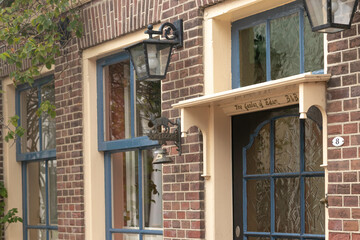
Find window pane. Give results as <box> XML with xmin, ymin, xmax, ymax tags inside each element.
<box><xmin>305</xmin><ymin>177</ymin><xmax>325</xmax><ymax>234</ymax></box>
<box><xmin>21</xmin><ymin>88</ymin><xmax>39</xmax><ymax>153</ymax></box>
<box><xmin>135</xmin><ymin>81</ymin><xmax>161</xmax><ymax>137</ymax></box>
<box><xmin>112</xmin><ymin>151</ymin><xmax>139</xmax><ymax>228</ymax></box>
<box><xmin>143</xmin><ymin>235</ymin><xmax>163</xmax><ymax>240</ymax></box>
<box><xmin>49</xmin><ymin>230</ymin><xmax>59</xmax><ymax>240</ymax></box>
<box><xmin>104</xmin><ymin>60</ymin><xmax>132</xmax><ymax>141</ymax></box>
<box><xmin>143</xmin><ymin>149</ymin><xmax>162</xmax><ymax>228</ymax></box>
<box><xmin>247</xmin><ymin>179</ymin><xmax>271</xmax><ymax>232</ymax></box>
<box><xmin>48</xmin><ymin>160</ymin><xmax>58</xmax><ymax>225</ymax></box>
<box><xmin>41</xmin><ymin>81</ymin><xmax>56</xmax><ymax>151</ymax></box>
<box><xmin>304</xmin><ymin>13</ymin><xmax>324</xmax><ymax>72</ymax></box>
<box><xmin>275</xmin><ymin>117</ymin><xmax>300</xmax><ymax>173</ymax></box>
<box><xmin>270</xmin><ymin>13</ymin><xmax>300</xmax><ymax>80</ymax></box>
<box><xmin>113</xmin><ymin>233</ymin><xmax>139</xmax><ymax>240</ymax></box>
<box><xmin>246</xmin><ymin>123</ymin><xmax>270</xmax><ymax>175</ymax></box>
<box><xmin>239</xmin><ymin>23</ymin><xmax>267</xmax><ymax>86</ymax></box>
<box><xmin>28</xmin><ymin>229</ymin><xmax>46</xmax><ymax>240</ymax></box>
<box><xmin>28</xmin><ymin>161</ymin><xmax>46</xmax><ymax>225</ymax></box>
<box><xmin>305</xmin><ymin>118</ymin><xmax>323</xmax><ymax>172</ymax></box>
<box><xmin>275</xmin><ymin>178</ymin><xmax>300</xmax><ymax>233</ymax></box>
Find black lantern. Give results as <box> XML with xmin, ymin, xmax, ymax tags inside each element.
<box><xmin>304</xmin><ymin>0</ymin><xmax>359</xmax><ymax>33</ymax></box>
<box><xmin>125</xmin><ymin>20</ymin><xmax>183</xmax><ymax>81</ymax></box>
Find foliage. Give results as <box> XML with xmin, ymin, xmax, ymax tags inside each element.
<box><xmin>0</xmin><ymin>0</ymin><xmax>83</xmax><ymax>142</ymax></box>
<box><xmin>0</xmin><ymin>182</ymin><xmax>23</xmax><ymax>237</ymax></box>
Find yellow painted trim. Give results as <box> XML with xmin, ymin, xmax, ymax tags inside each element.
<box><xmin>2</xmin><ymin>77</ymin><xmax>23</xmax><ymax>240</ymax></box>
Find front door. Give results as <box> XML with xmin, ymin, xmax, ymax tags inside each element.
<box><xmin>232</xmin><ymin>106</ymin><xmax>325</xmax><ymax>240</ymax></box>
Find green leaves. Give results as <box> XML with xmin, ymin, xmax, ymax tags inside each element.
<box><xmin>0</xmin><ymin>182</ymin><xmax>23</xmax><ymax>237</ymax></box>
<box><xmin>37</xmin><ymin>100</ymin><xmax>56</xmax><ymax>118</ymax></box>
<box><xmin>3</xmin><ymin>115</ymin><xmax>25</xmax><ymax>142</ymax></box>
<box><xmin>0</xmin><ymin>0</ymin><xmax>83</xmax><ymax>143</ymax></box>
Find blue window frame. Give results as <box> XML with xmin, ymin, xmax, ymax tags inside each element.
<box><xmin>16</xmin><ymin>76</ymin><xmax>57</xmax><ymax>240</ymax></box>
<box><xmin>234</xmin><ymin>111</ymin><xmax>325</xmax><ymax>240</ymax></box>
<box><xmin>231</xmin><ymin>0</ymin><xmax>324</xmax><ymax>89</ymax></box>
<box><xmin>97</xmin><ymin>52</ymin><xmax>163</xmax><ymax>240</ymax></box>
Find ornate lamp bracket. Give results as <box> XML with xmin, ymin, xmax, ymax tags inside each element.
<box><xmin>145</xmin><ymin>20</ymin><xmax>183</xmax><ymax>48</ymax></box>
<box><xmin>147</xmin><ymin>116</ymin><xmax>182</xmax><ymax>155</ymax></box>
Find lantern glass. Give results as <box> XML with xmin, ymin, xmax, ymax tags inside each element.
<box><xmin>146</xmin><ymin>43</ymin><xmax>173</xmax><ymax>78</ymax></box>
<box><xmin>129</xmin><ymin>43</ymin><xmax>148</xmax><ymax>79</ymax></box>
<box><xmin>305</xmin><ymin>0</ymin><xmax>328</xmax><ymax>27</ymax></box>
<box><xmin>333</xmin><ymin>0</ymin><xmax>357</xmax><ymax>25</ymax></box>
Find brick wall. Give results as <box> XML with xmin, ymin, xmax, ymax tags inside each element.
<box><xmin>54</xmin><ymin>40</ymin><xmax>85</xmax><ymax>239</ymax></box>
<box><xmin>326</xmin><ymin>4</ymin><xmax>360</xmax><ymax>240</ymax></box>
<box><xmin>78</xmin><ymin>1</ymin><xmax>223</xmax><ymax>239</ymax></box>
<box><xmin>1</xmin><ymin>0</ymin><xmax>222</xmax><ymax>239</ymax></box>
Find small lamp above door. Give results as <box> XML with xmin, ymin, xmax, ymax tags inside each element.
<box><xmin>304</xmin><ymin>0</ymin><xmax>359</xmax><ymax>33</ymax></box>
<box><xmin>125</xmin><ymin>20</ymin><xmax>183</xmax><ymax>81</ymax></box>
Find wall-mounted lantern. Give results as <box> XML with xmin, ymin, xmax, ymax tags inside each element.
<box><xmin>126</xmin><ymin>20</ymin><xmax>184</xmax><ymax>163</ymax></box>
<box><xmin>125</xmin><ymin>19</ymin><xmax>183</xmax><ymax>81</ymax></box>
<box><xmin>304</xmin><ymin>0</ymin><xmax>359</xmax><ymax>33</ymax></box>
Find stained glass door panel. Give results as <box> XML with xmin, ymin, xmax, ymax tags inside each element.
<box><xmin>232</xmin><ymin>106</ymin><xmax>325</xmax><ymax>240</ymax></box>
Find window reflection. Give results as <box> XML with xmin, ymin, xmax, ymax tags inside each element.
<box><xmin>104</xmin><ymin>61</ymin><xmax>132</xmax><ymax>141</ymax></box>
<box><xmin>20</xmin><ymin>88</ymin><xmax>40</xmax><ymax>153</ymax></box>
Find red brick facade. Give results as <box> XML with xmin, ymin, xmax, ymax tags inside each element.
<box><xmin>327</xmin><ymin>5</ymin><xmax>360</xmax><ymax>240</ymax></box>
<box><xmin>1</xmin><ymin>0</ymin><xmax>360</xmax><ymax>240</ymax></box>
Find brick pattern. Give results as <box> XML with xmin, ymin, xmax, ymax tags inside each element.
<box><xmin>0</xmin><ymin>0</ymin><xmax>227</xmax><ymax>239</ymax></box>
<box><xmin>54</xmin><ymin>40</ymin><xmax>85</xmax><ymax>239</ymax></box>
<box><xmin>327</xmin><ymin>4</ymin><xmax>360</xmax><ymax>240</ymax></box>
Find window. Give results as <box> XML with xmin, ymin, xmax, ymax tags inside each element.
<box><xmin>16</xmin><ymin>76</ymin><xmax>57</xmax><ymax>240</ymax></box>
<box><xmin>97</xmin><ymin>52</ymin><xmax>163</xmax><ymax>240</ymax></box>
<box><xmin>231</xmin><ymin>0</ymin><xmax>324</xmax><ymax>88</ymax></box>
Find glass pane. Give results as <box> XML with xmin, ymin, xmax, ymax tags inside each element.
<box><xmin>112</xmin><ymin>151</ymin><xmax>139</xmax><ymax>228</ymax></box>
<box><xmin>305</xmin><ymin>177</ymin><xmax>325</xmax><ymax>234</ymax></box>
<box><xmin>135</xmin><ymin>81</ymin><xmax>161</xmax><ymax>137</ymax></box>
<box><xmin>246</xmin><ymin>123</ymin><xmax>270</xmax><ymax>175</ymax></box>
<box><xmin>239</xmin><ymin>23</ymin><xmax>267</xmax><ymax>86</ymax></box>
<box><xmin>41</xmin><ymin>81</ymin><xmax>56</xmax><ymax>150</ymax></box>
<box><xmin>247</xmin><ymin>179</ymin><xmax>271</xmax><ymax>232</ymax></box>
<box><xmin>304</xmin><ymin>13</ymin><xmax>324</xmax><ymax>73</ymax></box>
<box><xmin>28</xmin><ymin>229</ymin><xmax>46</xmax><ymax>240</ymax></box>
<box><xmin>48</xmin><ymin>160</ymin><xmax>58</xmax><ymax>225</ymax></box>
<box><xmin>113</xmin><ymin>233</ymin><xmax>139</xmax><ymax>240</ymax></box>
<box><xmin>21</xmin><ymin>87</ymin><xmax>40</xmax><ymax>152</ymax></box>
<box><xmin>143</xmin><ymin>235</ymin><xmax>163</xmax><ymax>240</ymax></box>
<box><xmin>305</xmin><ymin>118</ymin><xmax>323</xmax><ymax>172</ymax></box>
<box><xmin>270</xmin><ymin>13</ymin><xmax>300</xmax><ymax>80</ymax></box>
<box><xmin>275</xmin><ymin>178</ymin><xmax>300</xmax><ymax>233</ymax></box>
<box><xmin>104</xmin><ymin>60</ymin><xmax>132</xmax><ymax>141</ymax></box>
<box><xmin>146</xmin><ymin>43</ymin><xmax>172</xmax><ymax>76</ymax></box>
<box><xmin>333</xmin><ymin>0</ymin><xmax>357</xmax><ymax>25</ymax></box>
<box><xmin>143</xmin><ymin>149</ymin><xmax>163</xmax><ymax>228</ymax></box>
<box><xmin>305</xmin><ymin>0</ymin><xmax>328</xmax><ymax>27</ymax></box>
<box><xmin>275</xmin><ymin>117</ymin><xmax>300</xmax><ymax>173</ymax></box>
<box><xmin>130</xmin><ymin>44</ymin><xmax>147</xmax><ymax>79</ymax></box>
<box><xmin>49</xmin><ymin>230</ymin><xmax>59</xmax><ymax>240</ymax></box>
<box><xmin>28</xmin><ymin>161</ymin><xmax>46</xmax><ymax>225</ymax></box>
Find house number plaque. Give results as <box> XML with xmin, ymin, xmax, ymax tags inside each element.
<box><xmin>332</xmin><ymin>136</ymin><xmax>344</xmax><ymax>147</ymax></box>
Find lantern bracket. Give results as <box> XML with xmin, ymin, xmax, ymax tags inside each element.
<box><xmin>145</xmin><ymin>20</ymin><xmax>183</xmax><ymax>48</ymax></box>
